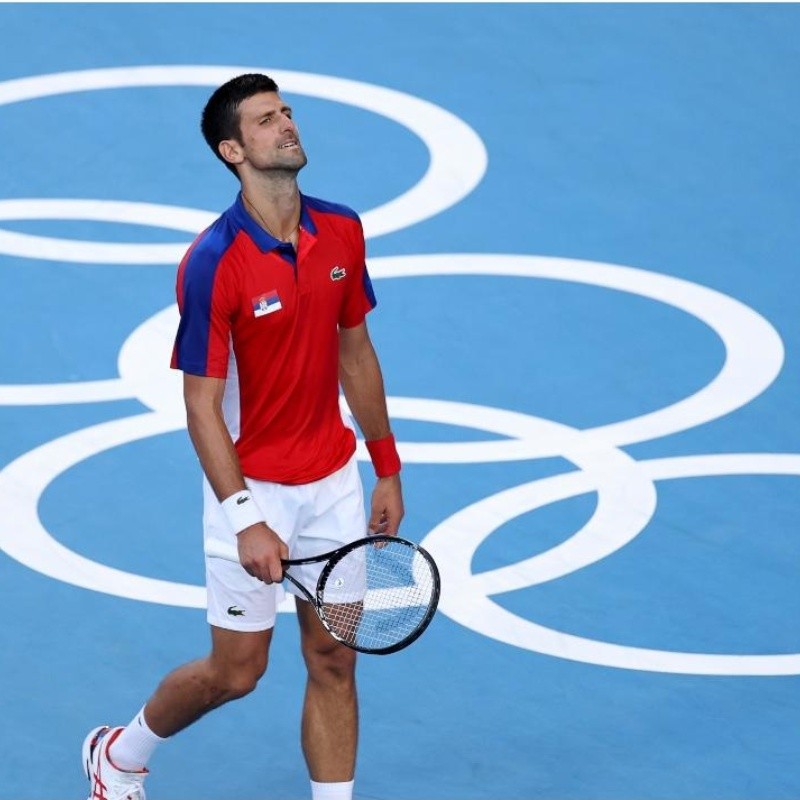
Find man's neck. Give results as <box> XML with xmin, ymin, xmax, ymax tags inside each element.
<box><xmin>240</xmin><ymin>172</ymin><xmax>302</xmax><ymax>243</ymax></box>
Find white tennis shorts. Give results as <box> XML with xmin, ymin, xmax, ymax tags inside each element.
<box><xmin>204</xmin><ymin>455</ymin><xmax>367</xmax><ymax>632</ymax></box>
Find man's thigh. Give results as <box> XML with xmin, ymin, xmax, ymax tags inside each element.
<box><xmin>209</xmin><ymin>624</ymin><xmax>274</xmax><ymax>674</ymax></box>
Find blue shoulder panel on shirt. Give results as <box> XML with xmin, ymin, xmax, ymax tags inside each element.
<box><xmin>175</xmin><ymin>213</ymin><xmax>238</xmax><ymax>374</ymax></box>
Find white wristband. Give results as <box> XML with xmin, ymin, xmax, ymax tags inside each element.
<box><xmin>221</xmin><ymin>490</ymin><xmax>265</xmax><ymax>535</ymax></box>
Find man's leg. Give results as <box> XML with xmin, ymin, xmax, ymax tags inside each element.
<box><xmin>84</xmin><ymin>625</ymin><xmax>274</xmax><ymax>798</ymax></box>
<box><xmin>296</xmin><ymin>599</ymin><xmax>358</xmax><ymax>783</ymax></box>
<box><xmin>146</xmin><ymin>625</ymin><xmax>273</xmax><ymax>734</ymax></box>
<box><xmin>109</xmin><ymin>625</ymin><xmax>273</xmax><ymax>769</ymax></box>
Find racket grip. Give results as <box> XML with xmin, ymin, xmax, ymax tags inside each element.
<box><xmin>204</xmin><ymin>538</ymin><xmax>241</xmax><ymax>563</ymax></box>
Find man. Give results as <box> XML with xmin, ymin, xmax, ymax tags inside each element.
<box><xmin>83</xmin><ymin>73</ymin><xmax>403</xmax><ymax>800</ymax></box>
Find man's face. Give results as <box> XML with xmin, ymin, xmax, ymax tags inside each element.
<box><xmin>225</xmin><ymin>91</ymin><xmax>308</xmax><ymax>174</ymax></box>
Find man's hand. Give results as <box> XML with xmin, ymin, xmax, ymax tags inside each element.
<box><xmin>368</xmin><ymin>474</ymin><xmax>404</xmax><ymax>535</ymax></box>
<box><xmin>236</xmin><ymin>523</ymin><xmax>288</xmax><ymax>583</ymax></box>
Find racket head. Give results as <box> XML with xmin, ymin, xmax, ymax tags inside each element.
<box><xmin>314</xmin><ymin>535</ymin><xmax>440</xmax><ymax>655</ymax></box>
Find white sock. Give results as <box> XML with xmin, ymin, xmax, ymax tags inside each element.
<box><xmin>108</xmin><ymin>707</ymin><xmax>166</xmax><ymax>771</ymax></box>
<box><xmin>310</xmin><ymin>779</ymin><xmax>355</xmax><ymax>800</ymax></box>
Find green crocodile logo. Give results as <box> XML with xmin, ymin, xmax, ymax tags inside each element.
<box><xmin>227</xmin><ymin>605</ymin><xmax>246</xmax><ymax>617</ymax></box>
<box><xmin>330</xmin><ymin>266</ymin><xmax>347</xmax><ymax>281</ymax></box>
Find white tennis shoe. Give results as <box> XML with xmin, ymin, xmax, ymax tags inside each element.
<box><xmin>82</xmin><ymin>725</ymin><xmax>148</xmax><ymax>800</ymax></box>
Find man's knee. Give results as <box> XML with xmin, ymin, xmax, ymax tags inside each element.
<box><xmin>209</xmin><ymin>627</ymin><xmax>271</xmax><ymax>700</ymax></box>
<box><xmin>302</xmin><ymin>635</ymin><xmax>357</xmax><ymax>684</ymax></box>
<box><xmin>217</xmin><ymin>657</ymin><xmax>267</xmax><ymax>699</ymax></box>
<box><xmin>296</xmin><ymin>600</ymin><xmax>356</xmax><ymax>684</ymax></box>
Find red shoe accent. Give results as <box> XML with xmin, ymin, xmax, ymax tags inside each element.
<box><xmin>91</xmin><ymin>770</ymin><xmax>108</xmax><ymax>800</ymax></box>
<box><xmin>103</xmin><ymin>727</ymin><xmax>149</xmax><ymax>775</ymax></box>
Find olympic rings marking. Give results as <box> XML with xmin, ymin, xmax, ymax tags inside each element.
<box><xmin>0</xmin><ymin>68</ymin><xmax>795</xmax><ymax>675</ymax></box>
<box><xmin>0</xmin><ymin>64</ymin><xmax>488</xmax><ymax>259</ymax></box>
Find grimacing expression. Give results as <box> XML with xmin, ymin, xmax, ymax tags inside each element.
<box><xmin>224</xmin><ymin>92</ymin><xmax>308</xmax><ymax>173</ymax></box>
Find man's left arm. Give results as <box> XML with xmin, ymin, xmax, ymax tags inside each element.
<box><xmin>339</xmin><ymin>321</ymin><xmax>404</xmax><ymax>535</ymax></box>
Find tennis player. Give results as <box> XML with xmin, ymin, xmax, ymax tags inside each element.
<box><xmin>83</xmin><ymin>73</ymin><xmax>403</xmax><ymax>800</ymax></box>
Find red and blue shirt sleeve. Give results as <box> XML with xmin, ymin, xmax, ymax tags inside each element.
<box><xmin>170</xmin><ymin>228</ymin><xmax>237</xmax><ymax>378</ymax></box>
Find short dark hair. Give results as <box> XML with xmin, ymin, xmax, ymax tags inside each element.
<box><xmin>201</xmin><ymin>73</ymin><xmax>280</xmax><ymax>176</ymax></box>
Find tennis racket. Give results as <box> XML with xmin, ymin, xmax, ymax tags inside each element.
<box><xmin>205</xmin><ymin>535</ymin><xmax>440</xmax><ymax>655</ymax></box>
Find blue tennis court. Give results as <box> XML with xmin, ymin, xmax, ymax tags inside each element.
<box><xmin>0</xmin><ymin>4</ymin><xmax>798</xmax><ymax>798</ymax></box>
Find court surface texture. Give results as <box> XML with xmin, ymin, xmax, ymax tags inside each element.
<box><xmin>0</xmin><ymin>4</ymin><xmax>798</xmax><ymax>799</ymax></box>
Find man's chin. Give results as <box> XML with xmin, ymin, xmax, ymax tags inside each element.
<box><xmin>279</xmin><ymin>152</ymin><xmax>308</xmax><ymax>171</ymax></box>
<box><xmin>264</xmin><ymin>157</ymin><xmax>308</xmax><ymax>177</ymax></box>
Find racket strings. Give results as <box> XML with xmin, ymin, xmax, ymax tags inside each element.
<box><xmin>320</xmin><ymin>540</ymin><xmax>437</xmax><ymax>651</ymax></box>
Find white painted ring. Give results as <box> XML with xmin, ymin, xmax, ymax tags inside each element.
<box><xmin>0</xmin><ymin>65</ymin><xmax>488</xmax><ymax>262</ymax></box>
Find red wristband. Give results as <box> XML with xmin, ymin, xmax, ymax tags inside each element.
<box><xmin>365</xmin><ymin>434</ymin><xmax>401</xmax><ymax>478</ymax></box>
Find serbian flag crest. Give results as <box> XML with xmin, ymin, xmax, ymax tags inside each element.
<box><xmin>252</xmin><ymin>290</ymin><xmax>282</xmax><ymax>318</ymax></box>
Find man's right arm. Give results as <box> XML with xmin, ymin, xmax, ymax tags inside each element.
<box><xmin>183</xmin><ymin>372</ymin><xmax>287</xmax><ymax>582</ymax></box>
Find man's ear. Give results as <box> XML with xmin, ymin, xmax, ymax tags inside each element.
<box><xmin>218</xmin><ymin>139</ymin><xmax>244</xmax><ymax>168</ymax></box>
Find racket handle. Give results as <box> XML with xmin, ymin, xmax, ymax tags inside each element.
<box><xmin>204</xmin><ymin>538</ymin><xmax>241</xmax><ymax>563</ymax></box>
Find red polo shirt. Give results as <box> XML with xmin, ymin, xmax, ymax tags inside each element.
<box><xmin>171</xmin><ymin>192</ymin><xmax>376</xmax><ymax>484</ymax></box>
